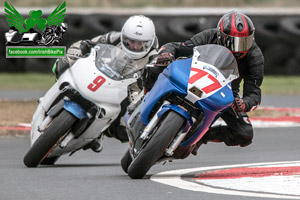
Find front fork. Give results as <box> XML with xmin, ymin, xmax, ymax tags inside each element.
<box><xmin>139</xmin><ymin>101</ymin><xmax>170</xmax><ymax>140</ymax></box>
<box><xmin>33</xmin><ymin>82</ymin><xmax>92</xmax><ymax>147</ymax></box>
<box><xmin>138</xmin><ymin>101</ymin><xmax>193</xmax><ymax>157</ymax></box>
<box><xmin>31</xmin><ymin>82</ymin><xmax>60</xmax><ymax>145</ymax></box>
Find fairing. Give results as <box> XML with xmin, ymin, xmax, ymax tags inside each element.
<box><xmin>140</xmin><ymin>58</ymin><xmax>192</xmax><ymax>124</ymax></box>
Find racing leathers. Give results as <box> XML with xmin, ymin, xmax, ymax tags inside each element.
<box><xmin>54</xmin><ymin>31</ymin><xmax>159</xmax><ymax>143</ymax></box>
<box><xmin>146</xmin><ymin>28</ymin><xmax>264</xmax><ymax>150</ymax></box>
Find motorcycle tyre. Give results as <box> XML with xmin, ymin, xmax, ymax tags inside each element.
<box><xmin>23</xmin><ymin>110</ymin><xmax>77</xmax><ymax>168</ymax></box>
<box><xmin>40</xmin><ymin>156</ymin><xmax>61</xmax><ymax>165</ymax></box>
<box><xmin>127</xmin><ymin>111</ymin><xmax>185</xmax><ymax>179</ymax></box>
<box><xmin>121</xmin><ymin>149</ymin><xmax>132</xmax><ymax>173</ymax></box>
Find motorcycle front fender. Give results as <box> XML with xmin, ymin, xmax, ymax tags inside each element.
<box><xmin>64</xmin><ymin>100</ymin><xmax>89</xmax><ymax>119</ymax></box>
<box><xmin>157</xmin><ymin>104</ymin><xmax>193</xmax><ymax>126</ymax></box>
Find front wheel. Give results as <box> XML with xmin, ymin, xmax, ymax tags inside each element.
<box><xmin>23</xmin><ymin>110</ymin><xmax>77</xmax><ymax>167</ymax></box>
<box><xmin>121</xmin><ymin>149</ymin><xmax>132</xmax><ymax>173</ymax></box>
<box><xmin>127</xmin><ymin>111</ymin><xmax>185</xmax><ymax>179</ymax></box>
<box><xmin>40</xmin><ymin>156</ymin><xmax>61</xmax><ymax>165</ymax></box>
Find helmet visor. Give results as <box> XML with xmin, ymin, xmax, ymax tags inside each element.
<box><xmin>122</xmin><ymin>35</ymin><xmax>152</xmax><ymax>53</ymax></box>
<box><xmin>220</xmin><ymin>31</ymin><xmax>254</xmax><ymax>52</ymax></box>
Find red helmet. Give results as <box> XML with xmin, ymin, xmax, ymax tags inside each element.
<box><xmin>217</xmin><ymin>11</ymin><xmax>255</xmax><ymax>59</ymax></box>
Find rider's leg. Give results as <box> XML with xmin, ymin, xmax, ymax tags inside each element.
<box><xmin>192</xmin><ymin>108</ymin><xmax>253</xmax><ymax>155</ymax></box>
<box><xmin>91</xmin><ymin>133</ymin><xmax>104</xmax><ymax>153</ymax></box>
<box><xmin>103</xmin><ymin>98</ymin><xmax>130</xmax><ymax>143</ymax></box>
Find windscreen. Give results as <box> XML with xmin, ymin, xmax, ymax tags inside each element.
<box><xmin>95</xmin><ymin>44</ymin><xmax>140</xmax><ymax>80</ymax></box>
<box><xmin>195</xmin><ymin>44</ymin><xmax>238</xmax><ymax>78</ymax></box>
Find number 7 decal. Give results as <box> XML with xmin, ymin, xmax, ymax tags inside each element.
<box><xmin>189</xmin><ymin>67</ymin><xmax>222</xmax><ymax>94</ymax></box>
<box><xmin>87</xmin><ymin>76</ymin><xmax>106</xmax><ymax>92</ymax></box>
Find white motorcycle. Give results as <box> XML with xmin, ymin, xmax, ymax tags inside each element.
<box><xmin>23</xmin><ymin>44</ymin><xmax>140</xmax><ymax>167</ymax></box>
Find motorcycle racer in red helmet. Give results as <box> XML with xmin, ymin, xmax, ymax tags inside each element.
<box><xmin>217</xmin><ymin>10</ymin><xmax>255</xmax><ymax>59</ymax></box>
<box><xmin>143</xmin><ymin>10</ymin><xmax>264</xmax><ymax>153</ymax></box>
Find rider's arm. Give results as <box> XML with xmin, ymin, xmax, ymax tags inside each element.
<box><xmin>67</xmin><ymin>31</ymin><xmax>121</xmax><ymax>58</ymax></box>
<box><xmin>242</xmin><ymin>44</ymin><xmax>265</xmax><ymax>112</ymax></box>
<box><xmin>91</xmin><ymin>31</ymin><xmax>121</xmax><ymax>45</ymax></box>
<box><xmin>159</xmin><ymin>28</ymin><xmax>218</xmax><ymax>58</ymax></box>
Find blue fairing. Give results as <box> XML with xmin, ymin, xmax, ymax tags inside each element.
<box><xmin>179</xmin><ymin>83</ymin><xmax>234</xmax><ymax>146</ymax></box>
<box><xmin>64</xmin><ymin>100</ymin><xmax>88</xmax><ymax>119</ymax></box>
<box><xmin>139</xmin><ymin>55</ymin><xmax>234</xmax><ymax>147</ymax></box>
<box><xmin>199</xmin><ymin>83</ymin><xmax>234</xmax><ymax>111</ymax></box>
<box><xmin>140</xmin><ymin>58</ymin><xmax>192</xmax><ymax>124</ymax></box>
<box><xmin>158</xmin><ymin>104</ymin><xmax>193</xmax><ymax>126</ymax></box>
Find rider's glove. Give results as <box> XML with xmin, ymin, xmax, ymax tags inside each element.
<box><xmin>80</xmin><ymin>40</ymin><xmax>93</xmax><ymax>56</ymax></box>
<box><xmin>156</xmin><ymin>52</ymin><xmax>175</xmax><ymax>67</ymax></box>
<box><xmin>232</xmin><ymin>97</ymin><xmax>247</xmax><ymax>113</ymax></box>
<box><xmin>67</xmin><ymin>40</ymin><xmax>93</xmax><ymax>59</ymax></box>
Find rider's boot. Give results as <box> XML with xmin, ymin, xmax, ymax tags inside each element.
<box><xmin>91</xmin><ymin>134</ymin><xmax>104</xmax><ymax>153</ymax></box>
<box><xmin>191</xmin><ymin>139</ymin><xmax>204</xmax><ymax>156</ymax></box>
<box><xmin>191</xmin><ymin>126</ymin><xmax>226</xmax><ymax>156</ymax></box>
<box><xmin>103</xmin><ymin>125</ymin><xmax>129</xmax><ymax>143</ymax></box>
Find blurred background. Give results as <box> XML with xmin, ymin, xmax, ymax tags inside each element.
<box><xmin>1</xmin><ymin>0</ymin><xmax>300</xmax><ymax>75</ymax></box>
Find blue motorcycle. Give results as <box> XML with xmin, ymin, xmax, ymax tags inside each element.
<box><xmin>121</xmin><ymin>44</ymin><xmax>239</xmax><ymax>179</ymax></box>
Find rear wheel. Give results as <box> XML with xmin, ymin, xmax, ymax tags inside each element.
<box><xmin>23</xmin><ymin>110</ymin><xmax>77</xmax><ymax>167</ymax></box>
<box><xmin>127</xmin><ymin>111</ymin><xmax>185</xmax><ymax>179</ymax></box>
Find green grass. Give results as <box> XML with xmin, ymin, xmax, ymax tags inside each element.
<box><xmin>0</xmin><ymin>73</ymin><xmax>299</xmax><ymax>95</ymax></box>
<box><xmin>0</xmin><ymin>73</ymin><xmax>55</xmax><ymax>90</ymax></box>
<box><xmin>260</xmin><ymin>76</ymin><xmax>300</xmax><ymax>95</ymax></box>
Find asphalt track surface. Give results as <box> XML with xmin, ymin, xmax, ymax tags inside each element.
<box><xmin>0</xmin><ymin>127</ymin><xmax>299</xmax><ymax>200</ymax></box>
<box><xmin>0</xmin><ymin>92</ymin><xmax>299</xmax><ymax>200</ymax></box>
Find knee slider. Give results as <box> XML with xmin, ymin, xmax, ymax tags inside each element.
<box><xmin>235</xmin><ymin>125</ymin><xmax>253</xmax><ymax>146</ymax></box>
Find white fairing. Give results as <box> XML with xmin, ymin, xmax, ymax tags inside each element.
<box><xmin>185</xmin><ymin>48</ymin><xmax>239</xmax><ymax>104</ymax></box>
<box><xmin>30</xmin><ymin>45</ymin><xmax>139</xmax><ymax>157</ymax></box>
<box><xmin>65</xmin><ymin>56</ymin><xmax>133</xmax><ymax>106</ymax></box>
<box><xmin>30</xmin><ymin>82</ymin><xmax>60</xmax><ymax>145</ymax></box>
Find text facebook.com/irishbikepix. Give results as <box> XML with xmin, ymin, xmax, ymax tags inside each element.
<box><xmin>4</xmin><ymin>1</ymin><xmax>67</xmax><ymax>58</ymax></box>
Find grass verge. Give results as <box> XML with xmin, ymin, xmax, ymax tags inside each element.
<box><xmin>0</xmin><ymin>73</ymin><xmax>299</xmax><ymax>95</ymax></box>
<box><xmin>261</xmin><ymin>76</ymin><xmax>300</xmax><ymax>95</ymax></box>
<box><xmin>0</xmin><ymin>73</ymin><xmax>55</xmax><ymax>90</ymax></box>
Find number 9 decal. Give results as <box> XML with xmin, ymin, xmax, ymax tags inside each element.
<box><xmin>87</xmin><ymin>76</ymin><xmax>106</xmax><ymax>92</ymax></box>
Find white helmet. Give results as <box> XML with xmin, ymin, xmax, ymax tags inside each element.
<box><xmin>121</xmin><ymin>15</ymin><xmax>156</xmax><ymax>60</ymax></box>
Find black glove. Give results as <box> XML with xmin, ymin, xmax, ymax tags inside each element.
<box><xmin>156</xmin><ymin>52</ymin><xmax>175</xmax><ymax>67</ymax></box>
<box><xmin>232</xmin><ymin>97</ymin><xmax>247</xmax><ymax>113</ymax></box>
<box><xmin>80</xmin><ymin>40</ymin><xmax>93</xmax><ymax>56</ymax></box>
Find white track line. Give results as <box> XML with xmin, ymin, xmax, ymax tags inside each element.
<box><xmin>151</xmin><ymin>161</ymin><xmax>300</xmax><ymax>199</ymax></box>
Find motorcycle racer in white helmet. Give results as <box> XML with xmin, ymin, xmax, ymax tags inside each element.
<box><xmin>121</xmin><ymin>15</ymin><xmax>156</xmax><ymax>60</ymax></box>
<box><xmin>53</xmin><ymin>15</ymin><xmax>159</xmax><ymax>151</ymax></box>
<box><xmin>54</xmin><ymin>15</ymin><xmax>158</xmax><ymax>77</ymax></box>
